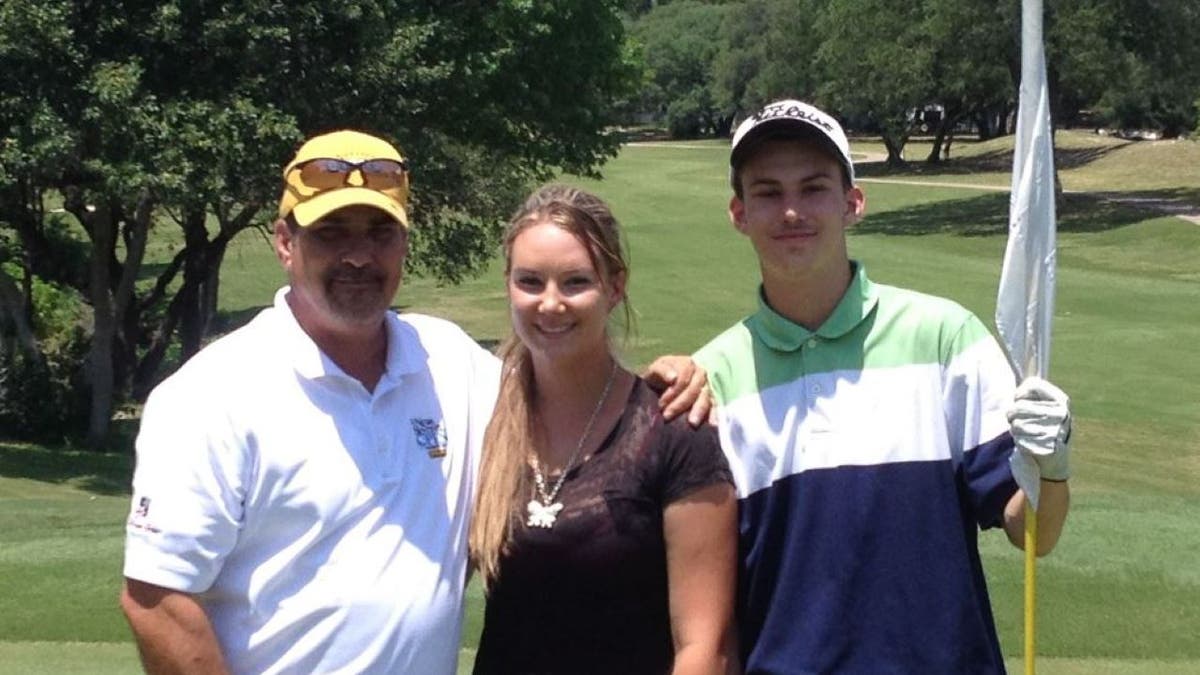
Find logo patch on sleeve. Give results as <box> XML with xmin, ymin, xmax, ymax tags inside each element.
<box><xmin>128</xmin><ymin>496</ymin><xmax>160</xmax><ymax>533</ymax></box>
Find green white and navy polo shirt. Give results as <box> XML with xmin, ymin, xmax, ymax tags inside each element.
<box><xmin>696</xmin><ymin>262</ymin><xmax>1018</xmax><ymax>674</ymax></box>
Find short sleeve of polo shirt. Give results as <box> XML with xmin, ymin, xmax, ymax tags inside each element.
<box><xmin>656</xmin><ymin>417</ymin><xmax>733</xmax><ymax>504</ymax></box>
<box><xmin>124</xmin><ymin>370</ymin><xmax>248</xmax><ymax>593</ymax></box>
<box><xmin>941</xmin><ymin>313</ymin><xmax>1019</xmax><ymax>529</ymax></box>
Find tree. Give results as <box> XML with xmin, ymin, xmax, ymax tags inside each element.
<box><xmin>712</xmin><ymin>0</ymin><xmax>823</xmax><ymax>118</ymax></box>
<box><xmin>816</xmin><ymin>0</ymin><xmax>934</xmax><ymax>166</ymax></box>
<box><xmin>1049</xmin><ymin>0</ymin><xmax>1200</xmax><ymax>136</ymax></box>
<box><xmin>0</xmin><ymin>1</ymin><xmax>639</xmax><ymax>448</ymax></box>
<box><xmin>630</xmin><ymin>1</ymin><xmax>733</xmax><ymax>137</ymax></box>
<box><xmin>921</xmin><ymin>0</ymin><xmax>1013</xmax><ymax>160</ymax></box>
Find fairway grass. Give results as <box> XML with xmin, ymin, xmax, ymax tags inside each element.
<box><xmin>2</xmin><ymin>646</ymin><xmax>1197</xmax><ymax>675</ymax></box>
<box><xmin>2</xmin><ymin>139</ymin><xmax>1198</xmax><ymax>671</ymax></box>
<box><xmin>0</xmin><ymin>642</ymin><xmax>483</xmax><ymax>675</ymax></box>
<box><xmin>0</xmin><ymin>642</ymin><xmax>137</xmax><ymax>675</ymax></box>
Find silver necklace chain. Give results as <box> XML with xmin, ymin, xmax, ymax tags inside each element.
<box><xmin>526</xmin><ymin>361</ymin><xmax>618</xmax><ymax>528</ymax></box>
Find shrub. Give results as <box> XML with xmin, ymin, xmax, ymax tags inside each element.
<box><xmin>0</xmin><ymin>270</ymin><xmax>91</xmax><ymax>442</ymax></box>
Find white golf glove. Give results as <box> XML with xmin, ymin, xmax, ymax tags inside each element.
<box><xmin>1007</xmin><ymin>376</ymin><xmax>1071</xmax><ymax>507</ymax></box>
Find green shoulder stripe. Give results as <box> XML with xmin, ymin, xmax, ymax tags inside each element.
<box><xmin>695</xmin><ymin>284</ymin><xmax>993</xmax><ymax>404</ymax></box>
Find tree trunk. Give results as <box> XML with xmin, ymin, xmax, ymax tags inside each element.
<box><xmin>179</xmin><ymin>207</ymin><xmax>210</xmax><ymax>360</ymax></box>
<box><xmin>19</xmin><ymin>184</ymin><xmax>40</xmax><ymax>329</ymax></box>
<box><xmin>714</xmin><ymin>113</ymin><xmax>735</xmax><ymax>138</ymax></box>
<box><xmin>111</xmin><ymin>194</ymin><xmax>153</xmax><ymax>403</ymax></box>
<box><xmin>974</xmin><ymin>111</ymin><xmax>991</xmax><ymax>140</ymax></box>
<box><xmin>927</xmin><ymin>124</ymin><xmax>949</xmax><ymax>163</ymax></box>
<box><xmin>202</xmin><ymin>243</ymin><xmax>227</xmax><ymax>333</ymax></box>
<box><xmin>70</xmin><ymin>189</ymin><xmax>153</xmax><ymax>451</ymax></box>
<box><xmin>0</xmin><ymin>269</ymin><xmax>39</xmax><ymax>359</ymax></box>
<box><xmin>132</xmin><ymin>288</ymin><xmax>186</xmax><ymax>401</ymax></box>
<box><xmin>926</xmin><ymin>104</ymin><xmax>965</xmax><ymax>164</ymax></box>
<box><xmin>883</xmin><ymin>135</ymin><xmax>907</xmax><ymax>167</ymax></box>
<box><xmin>83</xmin><ymin>204</ymin><xmax>116</xmax><ymax>451</ymax></box>
<box><xmin>131</xmin><ymin>212</ymin><xmax>239</xmax><ymax>400</ymax></box>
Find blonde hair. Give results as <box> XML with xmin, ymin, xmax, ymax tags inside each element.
<box><xmin>469</xmin><ymin>184</ymin><xmax>631</xmax><ymax>587</ymax></box>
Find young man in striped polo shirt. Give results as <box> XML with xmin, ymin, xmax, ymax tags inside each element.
<box><xmin>695</xmin><ymin>100</ymin><xmax>1073</xmax><ymax>674</ymax></box>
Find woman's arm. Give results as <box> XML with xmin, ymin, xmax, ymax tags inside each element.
<box><xmin>664</xmin><ymin>482</ymin><xmax>740</xmax><ymax>675</ymax></box>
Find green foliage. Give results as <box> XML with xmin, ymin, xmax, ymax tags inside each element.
<box><xmin>0</xmin><ymin>346</ymin><xmax>89</xmax><ymax>443</ymax></box>
<box><xmin>713</xmin><ymin>0</ymin><xmax>822</xmax><ymax>113</ymax></box>
<box><xmin>0</xmin><ymin>0</ymin><xmax>641</xmax><ymax>445</ymax></box>
<box><xmin>664</xmin><ymin>91</ymin><xmax>716</xmax><ymax>138</ymax></box>
<box><xmin>922</xmin><ymin>0</ymin><xmax>1012</xmax><ymax>131</ymax></box>
<box><xmin>0</xmin><ymin>275</ymin><xmax>90</xmax><ymax>441</ymax></box>
<box><xmin>715</xmin><ymin>0</ymin><xmax>1013</xmax><ymax>159</ymax></box>
<box><xmin>23</xmin><ymin>269</ymin><xmax>87</xmax><ymax>348</ymax></box>
<box><xmin>630</xmin><ymin>1</ymin><xmax>732</xmax><ymax>137</ymax></box>
<box><xmin>817</xmin><ymin>0</ymin><xmax>933</xmax><ymax>162</ymax></box>
<box><xmin>1051</xmin><ymin>0</ymin><xmax>1200</xmax><ymax>136</ymax></box>
<box><xmin>630</xmin><ymin>0</ymin><xmax>1199</xmax><ymax>148</ymax></box>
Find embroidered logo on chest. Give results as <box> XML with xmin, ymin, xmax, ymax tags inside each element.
<box><xmin>410</xmin><ymin>418</ymin><xmax>448</xmax><ymax>458</ymax></box>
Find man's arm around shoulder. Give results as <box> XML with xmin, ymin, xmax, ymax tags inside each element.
<box><xmin>120</xmin><ymin>578</ymin><xmax>230</xmax><ymax>675</ymax></box>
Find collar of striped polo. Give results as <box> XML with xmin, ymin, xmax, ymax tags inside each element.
<box><xmin>750</xmin><ymin>261</ymin><xmax>879</xmax><ymax>352</ymax></box>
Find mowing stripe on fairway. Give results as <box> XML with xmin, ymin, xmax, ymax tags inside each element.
<box><xmin>0</xmin><ymin>642</ymin><xmax>485</xmax><ymax>675</ymax></box>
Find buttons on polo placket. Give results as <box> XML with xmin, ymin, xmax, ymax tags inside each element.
<box><xmin>369</xmin><ymin>387</ymin><xmax>401</xmax><ymax>482</ymax></box>
<box><xmin>805</xmin><ymin>337</ymin><xmax>818</xmax><ymax>394</ymax></box>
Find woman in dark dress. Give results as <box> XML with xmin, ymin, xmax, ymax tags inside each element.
<box><xmin>469</xmin><ymin>184</ymin><xmax>738</xmax><ymax>675</ymax></box>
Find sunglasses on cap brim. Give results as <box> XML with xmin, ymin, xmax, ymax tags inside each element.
<box><xmin>291</xmin><ymin>158</ymin><xmax>409</xmax><ymax>191</ymax></box>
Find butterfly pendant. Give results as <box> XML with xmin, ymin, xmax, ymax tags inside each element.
<box><xmin>526</xmin><ymin>500</ymin><xmax>564</xmax><ymax>528</ymax></box>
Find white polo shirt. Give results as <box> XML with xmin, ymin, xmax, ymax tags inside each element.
<box><xmin>124</xmin><ymin>287</ymin><xmax>500</xmax><ymax>674</ymax></box>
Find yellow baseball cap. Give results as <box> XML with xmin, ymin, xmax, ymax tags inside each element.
<box><xmin>278</xmin><ymin>130</ymin><xmax>410</xmax><ymax>227</ymax></box>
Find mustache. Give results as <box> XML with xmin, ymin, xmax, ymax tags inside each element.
<box><xmin>325</xmin><ymin>266</ymin><xmax>385</xmax><ymax>284</ymax></box>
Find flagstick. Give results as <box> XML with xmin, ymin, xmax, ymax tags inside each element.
<box><xmin>998</xmin><ymin>0</ymin><xmax>1054</xmax><ymax>668</ymax></box>
<box><xmin>1024</xmin><ymin>500</ymin><xmax>1037</xmax><ymax>675</ymax></box>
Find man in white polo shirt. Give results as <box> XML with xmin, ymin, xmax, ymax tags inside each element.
<box><xmin>695</xmin><ymin>100</ymin><xmax>1074</xmax><ymax>674</ymax></box>
<box><xmin>119</xmin><ymin>130</ymin><xmax>706</xmax><ymax>674</ymax></box>
<box><xmin>121</xmin><ymin>130</ymin><xmax>497</xmax><ymax>674</ymax></box>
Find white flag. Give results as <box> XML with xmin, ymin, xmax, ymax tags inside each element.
<box><xmin>996</xmin><ymin>0</ymin><xmax>1057</xmax><ymax>508</ymax></box>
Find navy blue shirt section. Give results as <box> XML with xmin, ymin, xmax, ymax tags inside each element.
<box><xmin>738</xmin><ymin>440</ymin><xmax>1017</xmax><ymax>675</ymax></box>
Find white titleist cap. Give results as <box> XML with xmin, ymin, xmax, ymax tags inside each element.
<box><xmin>729</xmin><ymin>99</ymin><xmax>855</xmax><ymax>187</ymax></box>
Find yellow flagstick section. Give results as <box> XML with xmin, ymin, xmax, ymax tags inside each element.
<box><xmin>1024</xmin><ymin>502</ymin><xmax>1037</xmax><ymax>675</ymax></box>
